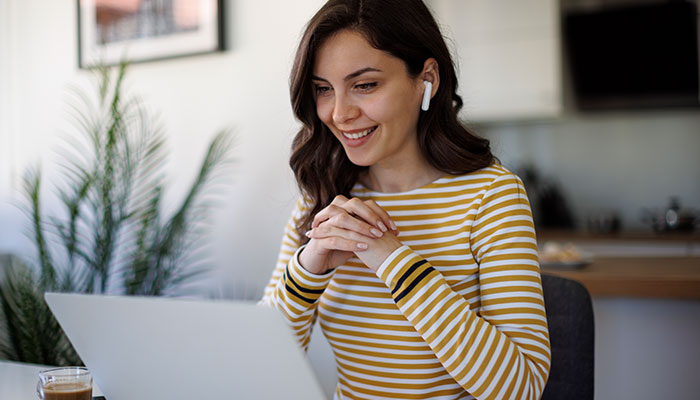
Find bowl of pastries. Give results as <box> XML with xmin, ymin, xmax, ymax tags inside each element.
<box><xmin>538</xmin><ymin>241</ymin><xmax>593</xmax><ymax>269</ymax></box>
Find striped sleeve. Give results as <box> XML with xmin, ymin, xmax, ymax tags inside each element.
<box><xmin>375</xmin><ymin>173</ymin><xmax>551</xmax><ymax>400</ymax></box>
<box><xmin>259</xmin><ymin>197</ymin><xmax>334</xmax><ymax>350</ymax></box>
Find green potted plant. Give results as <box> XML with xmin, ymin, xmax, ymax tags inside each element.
<box><xmin>0</xmin><ymin>62</ymin><xmax>232</xmax><ymax>365</ymax></box>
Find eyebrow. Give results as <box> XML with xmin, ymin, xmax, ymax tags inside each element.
<box><xmin>312</xmin><ymin>67</ymin><xmax>382</xmax><ymax>83</ymax></box>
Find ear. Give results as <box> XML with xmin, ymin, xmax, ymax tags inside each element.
<box><xmin>421</xmin><ymin>58</ymin><xmax>440</xmax><ymax>98</ymax></box>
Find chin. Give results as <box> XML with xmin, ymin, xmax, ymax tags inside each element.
<box><xmin>344</xmin><ymin>152</ymin><xmax>374</xmax><ymax>167</ymax></box>
<box><xmin>347</xmin><ymin>158</ymin><xmax>372</xmax><ymax>167</ymax></box>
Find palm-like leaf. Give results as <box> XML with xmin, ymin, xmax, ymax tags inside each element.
<box><xmin>0</xmin><ymin>259</ymin><xmax>80</xmax><ymax>365</ymax></box>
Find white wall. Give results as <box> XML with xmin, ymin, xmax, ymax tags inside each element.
<box><xmin>0</xmin><ymin>0</ymin><xmax>328</xmax><ymax>297</ymax></box>
<box><xmin>0</xmin><ymin>1</ymin><xmax>337</xmax><ymax>394</ymax></box>
<box><xmin>0</xmin><ymin>1</ymin><xmax>330</xmax><ymax>396</ymax></box>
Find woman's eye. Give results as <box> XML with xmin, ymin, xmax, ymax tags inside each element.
<box><xmin>355</xmin><ymin>82</ymin><xmax>377</xmax><ymax>92</ymax></box>
<box><xmin>314</xmin><ymin>85</ymin><xmax>332</xmax><ymax>96</ymax></box>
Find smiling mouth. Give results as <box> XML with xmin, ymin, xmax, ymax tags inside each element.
<box><xmin>342</xmin><ymin>126</ymin><xmax>377</xmax><ymax>140</ymax></box>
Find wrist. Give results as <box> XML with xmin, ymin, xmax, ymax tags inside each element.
<box><xmin>296</xmin><ymin>245</ymin><xmax>329</xmax><ymax>275</ymax></box>
<box><xmin>358</xmin><ymin>240</ymin><xmax>402</xmax><ymax>272</ymax></box>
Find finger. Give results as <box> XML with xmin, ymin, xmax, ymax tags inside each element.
<box><xmin>312</xmin><ymin>201</ymin><xmax>384</xmax><ymax>238</ymax></box>
<box><xmin>312</xmin><ymin>204</ymin><xmax>345</xmax><ymax>228</ymax></box>
<box><xmin>330</xmin><ymin>195</ymin><xmax>349</xmax><ymax>206</ymax></box>
<box><xmin>307</xmin><ymin>227</ymin><xmax>369</xmax><ymax>251</ymax></box>
<box><xmin>312</xmin><ymin>220</ymin><xmax>379</xmax><ymax>241</ymax></box>
<box><xmin>338</xmin><ymin>197</ymin><xmax>390</xmax><ymax>232</ymax></box>
<box><xmin>330</xmin><ymin>212</ymin><xmax>384</xmax><ymax>238</ymax></box>
<box><xmin>363</xmin><ymin>200</ymin><xmax>398</xmax><ymax>233</ymax></box>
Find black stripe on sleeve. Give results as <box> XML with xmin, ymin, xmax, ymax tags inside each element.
<box><xmin>395</xmin><ymin>266</ymin><xmax>435</xmax><ymax>303</ymax></box>
<box><xmin>285</xmin><ymin>265</ymin><xmax>325</xmax><ymax>294</ymax></box>
<box><xmin>391</xmin><ymin>259</ymin><xmax>427</xmax><ymax>295</ymax></box>
<box><xmin>283</xmin><ymin>272</ymin><xmax>316</xmax><ymax>304</ymax></box>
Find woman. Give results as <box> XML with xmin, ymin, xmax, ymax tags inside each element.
<box><xmin>261</xmin><ymin>0</ymin><xmax>551</xmax><ymax>398</ymax></box>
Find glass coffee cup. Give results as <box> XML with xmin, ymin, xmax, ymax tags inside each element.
<box><xmin>36</xmin><ymin>367</ymin><xmax>92</xmax><ymax>400</ymax></box>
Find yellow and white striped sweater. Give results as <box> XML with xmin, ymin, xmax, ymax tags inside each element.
<box><xmin>261</xmin><ymin>164</ymin><xmax>551</xmax><ymax>400</ymax></box>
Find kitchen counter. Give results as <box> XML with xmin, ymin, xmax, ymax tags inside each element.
<box><xmin>541</xmin><ymin>256</ymin><xmax>700</xmax><ymax>299</ymax></box>
<box><xmin>538</xmin><ymin>229</ymin><xmax>700</xmax><ymax>299</ymax></box>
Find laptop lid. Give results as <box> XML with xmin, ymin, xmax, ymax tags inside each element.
<box><xmin>45</xmin><ymin>293</ymin><xmax>326</xmax><ymax>400</ymax></box>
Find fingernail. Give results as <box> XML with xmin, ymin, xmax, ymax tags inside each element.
<box><xmin>390</xmin><ymin>221</ymin><xmax>397</xmax><ymax>230</ymax></box>
<box><xmin>357</xmin><ymin>243</ymin><xmax>368</xmax><ymax>250</ymax></box>
<box><xmin>370</xmin><ymin>228</ymin><xmax>383</xmax><ymax>237</ymax></box>
<box><xmin>377</xmin><ymin>222</ymin><xmax>388</xmax><ymax>232</ymax></box>
<box><xmin>305</xmin><ymin>230</ymin><xmax>312</xmax><ymax>237</ymax></box>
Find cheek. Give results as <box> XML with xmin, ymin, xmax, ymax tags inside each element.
<box><xmin>364</xmin><ymin>91</ymin><xmax>412</xmax><ymax>124</ymax></box>
<box><xmin>316</xmin><ymin>98</ymin><xmax>333</xmax><ymax>125</ymax></box>
<box><xmin>363</xmin><ymin>96</ymin><xmax>391</xmax><ymax>122</ymax></box>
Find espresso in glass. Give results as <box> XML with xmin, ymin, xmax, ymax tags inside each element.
<box><xmin>37</xmin><ymin>367</ymin><xmax>92</xmax><ymax>400</ymax></box>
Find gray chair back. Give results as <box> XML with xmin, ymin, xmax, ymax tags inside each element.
<box><xmin>540</xmin><ymin>274</ymin><xmax>594</xmax><ymax>400</ymax></box>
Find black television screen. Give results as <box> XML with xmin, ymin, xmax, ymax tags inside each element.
<box><xmin>565</xmin><ymin>2</ymin><xmax>700</xmax><ymax>110</ymax></box>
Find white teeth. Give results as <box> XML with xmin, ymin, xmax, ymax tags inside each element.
<box><xmin>342</xmin><ymin>126</ymin><xmax>376</xmax><ymax>140</ymax></box>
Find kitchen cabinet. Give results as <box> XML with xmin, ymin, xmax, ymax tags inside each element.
<box><xmin>429</xmin><ymin>0</ymin><xmax>562</xmax><ymax>122</ymax></box>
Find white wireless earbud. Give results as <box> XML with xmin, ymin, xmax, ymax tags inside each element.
<box><xmin>421</xmin><ymin>80</ymin><xmax>432</xmax><ymax>111</ymax></box>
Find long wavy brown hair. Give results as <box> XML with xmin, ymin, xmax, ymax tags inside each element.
<box><xmin>289</xmin><ymin>0</ymin><xmax>495</xmax><ymax>238</ymax></box>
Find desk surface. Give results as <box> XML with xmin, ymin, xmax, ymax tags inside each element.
<box><xmin>0</xmin><ymin>360</ymin><xmax>104</xmax><ymax>399</ymax></box>
<box><xmin>542</xmin><ymin>256</ymin><xmax>700</xmax><ymax>299</ymax></box>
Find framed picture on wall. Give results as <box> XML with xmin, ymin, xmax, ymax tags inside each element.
<box><xmin>77</xmin><ymin>0</ymin><xmax>224</xmax><ymax>68</ymax></box>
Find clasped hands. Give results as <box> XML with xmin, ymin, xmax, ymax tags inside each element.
<box><xmin>299</xmin><ymin>195</ymin><xmax>402</xmax><ymax>275</ymax></box>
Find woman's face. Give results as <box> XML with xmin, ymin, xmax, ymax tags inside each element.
<box><xmin>312</xmin><ymin>30</ymin><xmax>425</xmax><ymax>169</ymax></box>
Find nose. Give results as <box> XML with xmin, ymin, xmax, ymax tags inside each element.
<box><xmin>332</xmin><ymin>93</ymin><xmax>360</xmax><ymax>125</ymax></box>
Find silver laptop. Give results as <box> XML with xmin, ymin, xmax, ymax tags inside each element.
<box><xmin>45</xmin><ymin>293</ymin><xmax>326</xmax><ymax>400</ymax></box>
